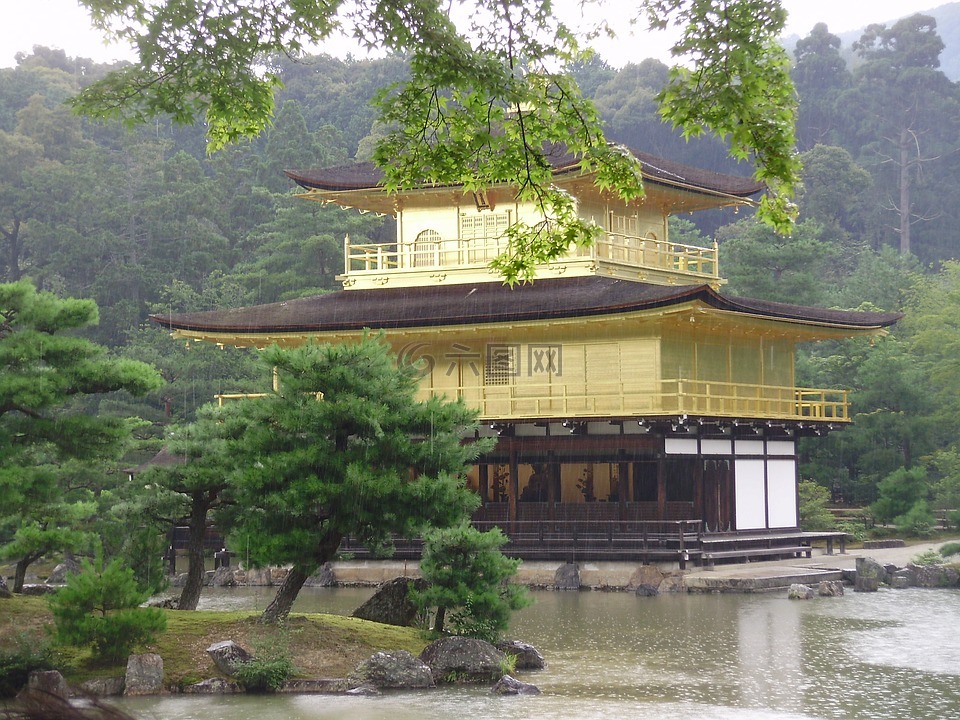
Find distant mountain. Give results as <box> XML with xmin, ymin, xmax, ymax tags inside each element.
<box><xmin>783</xmin><ymin>2</ymin><xmax>960</xmax><ymax>81</ymax></box>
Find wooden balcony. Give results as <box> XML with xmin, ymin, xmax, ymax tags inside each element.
<box><xmin>429</xmin><ymin>379</ymin><xmax>850</xmax><ymax>423</ymax></box>
<box><xmin>339</xmin><ymin>232</ymin><xmax>720</xmax><ymax>288</ymax></box>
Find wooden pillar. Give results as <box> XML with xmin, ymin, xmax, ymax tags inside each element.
<box><xmin>657</xmin><ymin>455</ymin><xmax>667</xmax><ymax>520</ymax></box>
<box><xmin>547</xmin><ymin>451</ymin><xmax>559</xmax><ymax>524</ymax></box>
<box><xmin>618</xmin><ymin>451</ymin><xmax>629</xmax><ymax>517</ymax></box>
<box><xmin>478</xmin><ymin>464</ymin><xmax>490</xmax><ymax>505</ymax></box>
<box><xmin>508</xmin><ymin>448</ymin><xmax>519</xmax><ymax>526</ymax></box>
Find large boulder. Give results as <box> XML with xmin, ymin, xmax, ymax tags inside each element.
<box><xmin>554</xmin><ymin>563</ymin><xmax>580</xmax><ymax>590</ymax></box>
<box><xmin>348</xmin><ymin>650</ymin><xmax>435</xmax><ymax>689</ymax></box>
<box><xmin>787</xmin><ymin>584</ymin><xmax>815</xmax><ymax>600</ymax></box>
<box><xmin>491</xmin><ymin>674</ymin><xmax>541</xmax><ymax>695</ymax></box>
<box><xmin>629</xmin><ymin>565</ymin><xmax>665</xmax><ymax>593</ymax></box>
<box><xmin>854</xmin><ymin>576</ymin><xmax>879</xmax><ymax>593</ymax></box>
<box><xmin>817</xmin><ymin>580</ymin><xmax>844</xmax><ymax>597</ymax></box>
<box><xmin>78</xmin><ymin>677</ymin><xmax>125</xmax><ymax>696</ymax></box>
<box><xmin>208</xmin><ymin>566</ymin><xmax>237</xmax><ymax>587</ymax></box>
<box><xmin>124</xmin><ymin>653</ymin><xmax>164</xmax><ymax>696</ymax></box>
<box><xmin>0</xmin><ymin>574</ymin><xmax>11</xmax><ymax>599</ymax></box>
<box><xmin>206</xmin><ymin>640</ymin><xmax>253</xmax><ymax>676</ymax></box>
<box><xmin>496</xmin><ymin>640</ymin><xmax>545</xmax><ymax>670</ymax></box>
<box><xmin>46</xmin><ymin>557</ymin><xmax>81</xmax><ymax>585</ymax></box>
<box><xmin>183</xmin><ymin>678</ymin><xmax>243</xmax><ymax>694</ymax></box>
<box><xmin>26</xmin><ymin>670</ymin><xmax>70</xmax><ymax>699</ymax></box>
<box><xmin>305</xmin><ymin>562</ymin><xmax>336</xmax><ymax>587</ymax></box>
<box><xmin>352</xmin><ymin>577</ymin><xmax>427</xmax><ymax>626</ymax></box>
<box><xmin>856</xmin><ymin>557</ymin><xmax>888</xmax><ymax>585</ymax></box>
<box><xmin>908</xmin><ymin>563</ymin><xmax>960</xmax><ymax>588</ymax></box>
<box><xmin>419</xmin><ymin>637</ymin><xmax>508</xmax><ymax>684</ymax></box>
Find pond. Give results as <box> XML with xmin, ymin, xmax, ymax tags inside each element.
<box><xmin>119</xmin><ymin>586</ymin><xmax>960</xmax><ymax>720</ymax></box>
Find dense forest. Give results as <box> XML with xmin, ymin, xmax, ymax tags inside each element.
<box><xmin>3</xmin><ymin>11</ymin><xmax>960</xmax><ymax>559</ymax></box>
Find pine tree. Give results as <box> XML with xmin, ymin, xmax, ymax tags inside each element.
<box><xmin>223</xmin><ymin>335</ymin><xmax>491</xmax><ymax>624</ymax></box>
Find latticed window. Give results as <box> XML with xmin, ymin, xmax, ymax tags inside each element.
<box><xmin>412</xmin><ymin>229</ymin><xmax>441</xmax><ymax>267</ymax></box>
<box><xmin>460</xmin><ymin>212</ymin><xmax>511</xmax><ymax>263</ymax></box>
<box><xmin>484</xmin><ymin>344</ymin><xmax>519</xmax><ymax>386</ymax></box>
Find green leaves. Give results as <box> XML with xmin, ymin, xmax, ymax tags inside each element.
<box><xmin>646</xmin><ymin>1</ymin><xmax>799</xmax><ymax>232</ymax></box>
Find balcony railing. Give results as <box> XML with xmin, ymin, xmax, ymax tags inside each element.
<box><xmin>343</xmin><ymin>232</ymin><xmax>719</xmax><ymax>281</ymax></box>
<box><xmin>425</xmin><ymin>378</ymin><xmax>849</xmax><ymax>422</ymax></box>
<box><xmin>215</xmin><ymin>380</ymin><xmax>849</xmax><ymax>422</ymax></box>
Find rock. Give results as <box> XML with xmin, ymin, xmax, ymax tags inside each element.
<box><xmin>46</xmin><ymin>557</ymin><xmax>81</xmax><ymax>585</ymax></box>
<box><xmin>496</xmin><ymin>640</ymin><xmax>545</xmax><ymax>670</ymax></box>
<box><xmin>491</xmin><ymin>674</ymin><xmax>541</xmax><ymax>696</ymax></box>
<box><xmin>209</xmin><ymin>566</ymin><xmax>237</xmax><ymax>587</ymax></box>
<box><xmin>890</xmin><ymin>574</ymin><xmax>912</xmax><ymax>589</ymax></box>
<box><xmin>206</xmin><ymin>640</ymin><xmax>253</xmax><ymax>676</ymax></box>
<box><xmin>629</xmin><ymin>565</ymin><xmax>664</xmax><ymax>592</ymax></box>
<box><xmin>856</xmin><ymin>557</ymin><xmax>888</xmax><ymax>585</ymax></box>
<box><xmin>787</xmin><ymin>584</ymin><xmax>815</xmax><ymax>600</ymax></box>
<box><xmin>863</xmin><ymin>539</ymin><xmax>906</xmax><ymax>549</ymax></box>
<box><xmin>280</xmin><ymin>679</ymin><xmax>346</xmax><ymax>693</ymax></box>
<box><xmin>243</xmin><ymin>568</ymin><xmax>274</xmax><ymax>586</ymax></box>
<box><xmin>635</xmin><ymin>583</ymin><xmax>660</xmax><ymax>597</ymax></box>
<box><xmin>657</xmin><ymin>574</ymin><xmax>687</xmax><ymax>594</ymax></box>
<box><xmin>183</xmin><ymin>678</ymin><xmax>242</xmax><ymax>694</ymax></box>
<box><xmin>171</xmin><ymin>573</ymin><xmax>188</xmax><ymax>588</ymax></box>
<box><xmin>348</xmin><ymin>650</ymin><xmax>434</xmax><ymax>689</ymax></box>
<box><xmin>352</xmin><ymin>577</ymin><xmax>427</xmax><ymax>626</ymax></box>
<box><xmin>124</xmin><ymin>653</ymin><xmax>164</xmax><ymax>696</ymax></box>
<box><xmin>147</xmin><ymin>596</ymin><xmax>180</xmax><ymax>609</ymax></box>
<box><xmin>26</xmin><ymin>670</ymin><xmax>70</xmax><ymax>699</ymax></box>
<box><xmin>554</xmin><ymin>563</ymin><xmax>580</xmax><ymax>590</ymax></box>
<box><xmin>908</xmin><ymin>563</ymin><xmax>960</xmax><ymax>588</ymax></box>
<box><xmin>817</xmin><ymin>581</ymin><xmax>844</xmax><ymax>597</ymax></box>
<box><xmin>0</xmin><ymin>574</ymin><xmax>11</xmax><ymax>599</ymax></box>
<box><xmin>305</xmin><ymin>562</ymin><xmax>336</xmax><ymax>587</ymax></box>
<box><xmin>419</xmin><ymin>637</ymin><xmax>508</xmax><ymax>684</ymax></box>
<box><xmin>20</xmin><ymin>584</ymin><xmax>57</xmax><ymax>596</ymax></box>
<box><xmin>854</xmin><ymin>576</ymin><xmax>879</xmax><ymax>592</ymax></box>
<box><xmin>78</xmin><ymin>677</ymin><xmax>125</xmax><ymax>696</ymax></box>
<box><xmin>346</xmin><ymin>685</ymin><xmax>380</xmax><ymax>695</ymax></box>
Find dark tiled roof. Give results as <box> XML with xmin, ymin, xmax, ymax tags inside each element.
<box><xmin>284</xmin><ymin>145</ymin><xmax>765</xmax><ymax>198</ymax></box>
<box><xmin>150</xmin><ymin>278</ymin><xmax>901</xmax><ymax>335</ymax></box>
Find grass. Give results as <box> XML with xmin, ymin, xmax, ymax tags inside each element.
<box><xmin>0</xmin><ymin>595</ymin><xmax>430</xmax><ymax>691</ymax></box>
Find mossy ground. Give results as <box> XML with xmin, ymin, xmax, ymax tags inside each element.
<box><xmin>0</xmin><ymin>595</ymin><xmax>430</xmax><ymax>690</ymax></box>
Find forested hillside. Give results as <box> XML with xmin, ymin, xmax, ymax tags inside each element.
<box><xmin>3</xmin><ymin>10</ymin><xmax>960</xmax><ymax>526</ymax></box>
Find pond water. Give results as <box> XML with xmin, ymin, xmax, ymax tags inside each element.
<box><xmin>120</xmin><ymin>586</ymin><xmax>960</xmax><ymax>720</ymax></box>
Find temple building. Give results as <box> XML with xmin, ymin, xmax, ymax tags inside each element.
<box><xmin>152</xmin><ymin>146</ymin><xmax>899</xmax><ymax>566</ymax></box>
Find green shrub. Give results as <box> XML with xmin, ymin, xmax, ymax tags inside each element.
<box><xmin>911</xmin><ymin>549</ymin><xmax>943</xmax><ymax>566</ymax></box>
<box><xmin>798</xmin><ymin>480</ymin><xmax>837</xmax><ymax>531</ymax></box>
<box><xmin>940</xmin><ymin>542</ymin><xmax>960</xmax><ymax>558</ymax></box>
<box><xmin>234</xmin><ymin>656</ymin><xmax>296</xmax><ymax>693</ymax></box>
<box><xmin>233</xmin><ymin>627</ymin><xmax>297</xmax><ymax>693</ymax></box>
<box><xmin>894</xmin><ymin>500</ymin><xmax>936</xmax><ymax>538</ymax></box>
<box><xmin>48</xmin><ymin>558</ymin><xmax>166</xmax><ymax>664</ymax></box>
<box><xmin>0</xmin><ymin>632</ymin><xmax>54</xmax><ymax>697</ymax></box>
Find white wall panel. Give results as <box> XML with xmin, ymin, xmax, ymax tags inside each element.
<box><xmin>735</xmin><ymin>459</ymin><xmax>766</xmax><ymax>530</ymax></box>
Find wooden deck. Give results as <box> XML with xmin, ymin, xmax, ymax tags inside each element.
<box><xmin>338</xmin><ymin>512</ymin><xmax>848</xmax><ymax>570</ymax></box>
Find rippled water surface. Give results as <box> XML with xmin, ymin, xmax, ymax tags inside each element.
<box><xmin>121</xmin><ymin>586</ymin><xmax>960</xmax><ymax>720</ymax></box>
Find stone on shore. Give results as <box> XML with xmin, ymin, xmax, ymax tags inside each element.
<box><xmin>419</xmin><ymin>637</ymin><xmax>508</xmax><ymax>684</ymax></box>
<box><xmin>45</xmin><ymin>557</ymin><xmax>81</xmax><ymax>585</ymax></box>
<box><xmin>0</xmin><ymin>574</ymin><xmax>10</xmax><ymax>599</ymax></box>
<box><xmin>491</xmin><ymin>674</ymin><xmax>541</xmax><ymax>695</ymax></box>
<box><xmin>209</xmin><ymin>566</ymin><xmax>237</xmax><ymax>587</ymax></box>
<box><xmin>79</xmin><ymin>677</ymin><xmax>126</xmax><ymax>696</ymax></box>
<box><xmin>183</xmin><ymin>678</ymin><xmax>243</xmax><ymax>694</ymax></box>
<box><xmin>554</xmin><ymin>563</ymin><xmax>580</xmax><ymax>590</ymax></box>
<box><xmin>206</xmin><ymin>640</ymin><xmax>253</xmax><ymax>676</ymax></box>
<box><xmin>856</xmin><ymin>557</ymin><xmax>888</xmax><ymax>585</ymax></box>
<box><xmin>26</xmin><ymin>670</ymin><xmax>70</xmax><ymax>699</ymax></box>
<box><xmin>348</xmin><ymin>650</ymin><xmax>435</xmax><ymax>689</ymax></box>
<box><xmin>817</xmin><ymin>580</ymin><xmax>844</xmax><ymax>597</ymax></box>
<box><xmin>854</xmin><ymin>576</ymin><xmax>880</xmax><ymax>592</ymax></box>
<box><xmin>787</xmin><ymin>584</ymin><xmax>815</xmax><ymax>600</ymax></box>
<box><xmin>495</xmin><ymin>640</ymin><xmax>545</xmax><ymax>670</ymax></box>
<box><xmin>352</xmin><ymin>576</ymin><xmax>427</xmax><ymax>627</ymax></box>
<box><xmin>124</xmin><ymin>653</ymin><xmax>164</xmax><ymax>696</ymax></box>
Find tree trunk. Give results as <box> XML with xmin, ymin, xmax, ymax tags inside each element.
<box><xmin>178</xmin><ymin>493</ymin><xmax>211</xmax><ymax>611</ymax></box>
<box><xmin>259</xmin><ymin>533</ymin><xmax>342</xmax><ymax>624</ymax></box>
<box><xmin>433</xmin><ymin>605</ymin><xmax>446</xmax><ymax>634</ymax></box>
<box><xmin>260</xmin><ymin>564</ymin><xmax>312</xmax><ymax>625</ymax></box>
<box><xmin>899</xmin><ymin>127</ymin><xmax>912</xmax><ymax>256</ymax></box>
<box><xmin>13</xmin><ymin>551</ymin><xmax>41</xmax><ymax>593</ymax></box>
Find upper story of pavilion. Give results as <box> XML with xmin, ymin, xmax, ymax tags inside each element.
<box><xmin>284</xmin><ymin>145</ymin><xmax>764</xmax><ymax>291</ymax></box>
